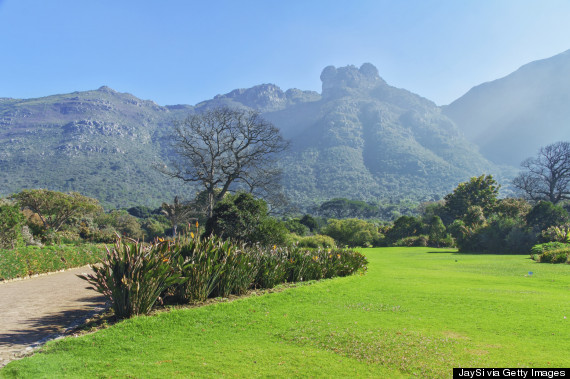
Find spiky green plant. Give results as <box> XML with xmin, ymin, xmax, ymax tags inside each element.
<box><xmin>214</xmin><ymin>245</ymin><xmax>258</xmax><ymax>297</ymax></box>
<box><xmin>253</xmin><ymin>245</ymin><xmax>289</xmax><ymax>289</ymax></box>
<box><xmin>78</xmin><ymin>238</ymin><xmax>184</xmax><ymax>319</ymax></box>
<box><xmin>171</xmin><ymin>235</ymin><xmax>229</xmax><ymax>303</ymax></box>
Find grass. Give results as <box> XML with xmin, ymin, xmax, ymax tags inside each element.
<box><xmin>0</xmin><ymin>244</ymin><xmax>105</xmax><ymax>281</ymax></box>
<box><xmin>2</xmin><ymin>247</ymin><xmax>570</xmax><ymax>378</ymax></box>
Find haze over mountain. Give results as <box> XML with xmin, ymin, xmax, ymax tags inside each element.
<box><xmin>0</xmin><ymin>63</ymin><xmax>510</xmax><ymax>209</ymax></box>
<box><xmin>197</xmin><ymin>64</ymin><xmax>503</xmax><ymax>206</ymax></box>
<box><xmin>444</xmin><ymin>49</ymin><xmax>570</xmax><ymax>166</ymax></box>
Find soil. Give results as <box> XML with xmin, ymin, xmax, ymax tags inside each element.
<box><xmin>0</xmin><ymin>266</ymin><xmax>106</xmax><ymax>368</ymax></box>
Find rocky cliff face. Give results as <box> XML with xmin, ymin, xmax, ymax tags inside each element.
<box><xmin>197</xmin><ymin>84</ymin><xmax>320</xmax><ymax>113</ymax></box>
<box><xmin>261</xmin><ymin>63</ymin><xmax>502</xmax><ymax>206</ymax></box>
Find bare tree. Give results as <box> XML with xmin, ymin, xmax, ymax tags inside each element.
<box><xmin>160</xmin><ymin>107</ymin><xmax>289</xmax><ymax>218</ymax></box>
<box><xmin>513</xmin><ymin>141</ymin><xmax>570</xmax><ymax>204</ymax></box>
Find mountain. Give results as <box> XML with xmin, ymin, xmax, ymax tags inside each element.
<box><xmin>0</xmin><ymin>87</ymin><xmax>190</xmax><ymax>208</ymax></box>
<box><xmin>444</xmin><ymin>49</ymin><xmax>570</xmax><ymax>166</ymax></box>
<box><xmin>0</xmin><ymin>65</ymin><xmax>505</xmax><ymax>210</ymax></box>
<box><xmin>197</xmin><ymin>63</ymin><xmax>504</xmax><ymax>206</ymax></box>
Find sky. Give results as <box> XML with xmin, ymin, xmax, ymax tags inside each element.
<box><xmin>1</xmin><ymin>0</ymin><xmax>570</xmax><ymax>106</ymax></box>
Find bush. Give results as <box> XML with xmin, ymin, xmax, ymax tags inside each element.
<box><xmin>530</xmin><ymin>242</ymin><xmax>570</xmax><ymax>255</ymax></box>
<box><xmin>526</xmin><ymin>201</ymin><xmax>569</xmax><ymax>234</ymax></box>
<box><xmin>288</xmin><ymin>234</ymin><xmax>337</xmax><ymax>249</ymax></box>
<box><xmin>0</xmin><ymin>244</ymin><xmax>104</xmax><ymax>281</ymax></box>
<box><xmin>322</xmin><ymin>218</ymin><xmax>380</xmax><ymax>247</ymax></box>
<box><xmin>171</xmin><ymin>235</ymin><xmax>248</xmax><ymax>303</ymax></box>
<box><xmin>541</xmin><ymin>224</ymin><xmax>570</xmax><ymax>243</ymax></box>
<box><xmin>0</xmin><ymin>203</ymin><xmax>25</xmax><ymax>249</ymax></box>
<box><xmin>284</xmin><ymin>219</ymin><xmax>310</xmax><ymax>236</ymax></box>
<box><xmin>384</xmin><ymin>216</ymin><xmax>423</xmax><ymax>244</ymax></box>
<box><xmin>394</xmin><ymin>235</ymin><xmax>429</xmax><ymax>247</ymax></box>
<box><xmin>96</xmin><ymin>211</ymin><xmax>144</xmax><ymax>240</ymax></box>
<box><xmin>454</xmin><ymin>215</ymin><xmax>535</xmax><ymax>254</ymax></box>
<box><xmin>78</xmin><ymin>238</ymin><xmax>184</xmax><ymax>319</ymax></box>
<box><xmin>81</xmin><ymin>233</ymin><xmax>368</xmax><ymax>318</ymax></box>
<box><xmin>205</xmin><ymin>192</ymin><xmax>288</xmax><ymax>246</ymax></box>
<box><xmin>536</xmin><ymin>249</ymin><xmax>570</xmax><ymax>263</ymax></box>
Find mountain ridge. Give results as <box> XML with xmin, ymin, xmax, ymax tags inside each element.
<box><xmin>444</xmin><ymin>49</ymin><xmax>570</xmax><ymax>166</ymax></box>
<box><xmin>0</xmin><ymin>63</ymin><xmax>511</xmax><ymax>209</ymax></box>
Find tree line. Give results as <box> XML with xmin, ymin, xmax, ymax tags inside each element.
<box><xmin>1</xmin><ymin>105</ymin><xmax>570</xmax><ymax>254</ymax></box>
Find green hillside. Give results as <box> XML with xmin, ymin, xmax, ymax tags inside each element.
<box><xmin>0</xmin><ymin>65</ymin><xmax>511</xmax><ymax>210</ymax></box>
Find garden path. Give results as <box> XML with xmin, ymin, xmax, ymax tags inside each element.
<box><xmin>0</xmin><ymin>266</ymin><xmax>106</xmax><ymax>368</ymax></box>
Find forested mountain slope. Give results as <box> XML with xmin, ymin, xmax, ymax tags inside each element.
<box><xmin>0</xmin><ymin>64</ymin><xmax>507</xmax><ymax>209</ymax></box>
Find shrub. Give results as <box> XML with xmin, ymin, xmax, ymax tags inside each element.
<box><xmin>384</xmin><ymin>216</ymin><xmax>423</xmax><ymax>244</ymax></box>
<box><xmin>322</xmin><ymin>218</ymin><xmax>380</xmax><ymax>247</ymax></box>
<box><xmin>170</xmin><ymin>235</ymin><xmax>230</xmax><ymax>303</ymax></box>
<box><xmin>78</xmin><ymin>238</ymin><xmax>184</xmax><ymax>319</ymax></box>
<box><xmin>81</xmin><ymin>233</ymin><xmax>368</xmax><ymax>318</ymax></box>
<box><xmin>530</xmin><ymin>242</ymin><xmax>570</xmax><ymax>255</ymax></box>
<box><xmin>394</xmin><ymin>235</ymin><xmax>429</xmax><ymax>247</ymax></box>
<box><xmin>536</xmin><ymin>249</ymin><xmax>570</xmax><ymax>263</ymax></box>
<box><xmin>96</xmin><ymin>211</ymin><xmax>144</xmax><ymax>240</ymax></box>
<box><xmin>0</xmin><ymin>203</ymin><xmax>25</xmax><ymax>249</ymax></box>
<box><xmin>541</xmin><ymin>224</ymin><xmax>570</xmax><ymax>243</ymax></box>
<box><xmin>288</xmin><ymin>234</ymin><xmax>337</xmax><ymax>249</ymax></box>
<box><xmin>0</xmin><ymin>244</ymin><xmax>104</xmax><ymax>281</ymax></box>
<box><xmin>526</xmin><ymin>201</ymin><xmax>569</xmax><ymax>235</ymax></box>
<box><xmin>284</xmin><ymin>219</ymin><xmax>310</xmax><ymax>236</ymax></box>
<box><xmin>455</xmin><ymin>215</ymin><xmax>535</xmax><ymax>254</ymax></box>
<box><xmin>205</xmin><ymin>192</ymin><xmax>287</xmax><ymax>246</ymax></box>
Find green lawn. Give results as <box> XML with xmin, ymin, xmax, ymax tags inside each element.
<box><xmin>2</xmin><ymin>247</ymin><xmax>569</xmax><ymax>378</ymax></box>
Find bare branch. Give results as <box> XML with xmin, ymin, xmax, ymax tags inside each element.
<box><xmin>158</xmin><ymin>107</ymin><xmax>289</xmax><ymax>217</ymax></box>
<box><xmin>513</xmin><ymin>141</ymin><xmax>570</xmax><ymax>204</ymax></box>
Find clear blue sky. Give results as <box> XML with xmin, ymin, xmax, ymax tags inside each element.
<box><xmin>1</xmin><ymin>0</ymin><xmax>569</xmax><ymax>106</ymax></box>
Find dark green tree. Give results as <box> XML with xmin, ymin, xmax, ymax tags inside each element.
<box><xmin>427</xmin><ymin>215</ymin><xmax>446</xmax><ymax>246</ymax></box>
<box><xmin>283</xmin><ymin>219</ymin><xmax>309</xmax><ymax>236</ymax></box>
<box><xmin>385</xmin><ymin>215</ymin><xmax>423</xmax><ymax>244</ymax></box>
<box><xmin>0</xmin><ymin>203</ymin><xmax>25</xmax><ymax>249</ymax></box>
<box><xmin>316</xmin><ymin>198</ymin><xmax>378</xmax><ymax>219</ymax></box>
<box><xmin>444</xmin><ymin>175</ymin><xmax>500</xmax><ymax>220</ymax></box>
<box><xmin>204</xmin><ymin>192</ymin><xmax>287</xmax><ymax>246</ymax></box>
<box><xmin>299</xmin><ymin>214</ymin><xmax>319</xmax><ymax>233</ymax></box>
<box><xmin>526</xmin><ymin>201</ymin><xmax>569</xmax><ymax>233</ymax></box>
<box><xmin>322</xmin><ymin>218</ymin><xmax>380</xmax><ymax>247</ymax></box>
<box><xmin>12</xmin><ymin>189</ymin><xmax>102</xmax><ymax>232</ymax></box>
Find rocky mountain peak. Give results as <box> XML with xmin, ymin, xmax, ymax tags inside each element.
<box><xmin>204</xmin><ymin>83</ymin><xmax>319</xmax><ymax>112</ymax></box>
<box><xmin>211</xmin><ymin>84</ymin><xmax>287</xmax><ymax>111</ymax></box>
<box><xmin>97</xmin><ymin>86</ymin><xmax>117</xmax><ymax>93</ymax></box>
<box><xmin>320</xmin><ymin>63</ymin><xmax>386</xmax><ymax>98</ymax></box>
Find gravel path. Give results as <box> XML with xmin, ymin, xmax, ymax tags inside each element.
<box><xmin>0</xmin><ymin>267</ymin><xmax>106</xmax><ymax>367</ymax></box>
